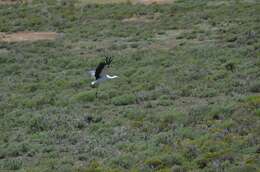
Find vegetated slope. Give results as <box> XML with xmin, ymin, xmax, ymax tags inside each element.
<box><xmin>0</xmin><ymin>0</ymin><xmax>259</xmax><ymax>171</ymax></box>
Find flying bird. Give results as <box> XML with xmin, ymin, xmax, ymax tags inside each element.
<box><xmin>88</xmin><ymin>56</ymin><xmax>118</xmax><ymax>97</ymax></box>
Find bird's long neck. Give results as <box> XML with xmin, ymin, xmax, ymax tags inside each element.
<box><xmin>106</xmin><ymin>75</ymin><xmax>118</xmax><ymax>79</ymax></box>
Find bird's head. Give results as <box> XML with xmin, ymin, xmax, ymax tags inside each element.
<box><xmin>105</xmin><ymin>56</ymin><xmax>112</xmax><ymax>68</ymax></box>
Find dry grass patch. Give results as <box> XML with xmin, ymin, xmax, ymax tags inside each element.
<box><xmin>0</xmin><ymin>0</ymin><xmax>31</xmax><ymax>5</ymax></box>
<box><xmin>174</xmin><ymin>97</ymin><xmax>209</xmax><ymax>113</ymax></box>
<box><xmin>122</xmin><ymin>16</ymin><xmax>152</xmax><ymax>23</ymax></box>
<box><xmin>78</xmin><ymin>0</ymin><xmax>129</xmax><ymax>4</ymax></box>
<box><xmin>78</xmin><ymin>0</ymin><xmax>174</xmax><ymax>4</ymax></box>
<box><xmin>147</xmin><ymin>28</ymin><xmax>217</xmax><ymax>51</ymax></box>
<box><xmin>207</xmin><ymin>0</ymin><xmax>258</xmax><ymax>6</ymax></box>
<box><xmin>147</xmin><ymin>29</ymin><xmax>186</xmax><ymax>50</ymax></box>
<box><xmin>207</xmin><ymin>1</ymin><xmax>230</xmax><ymax>7</ymax></box>
<box><xmin>134</xmin><ymin>0</ymin><xmax>174</xmax><ymax>5</ymax></box>
<box><xmin>0</xmin><ymin>32</ymin><xmax>59</xmax><ymax>42</ymax></box>
<box><xmin>122</xmin><ymin>13</ymin><xmax>160</xmax><ymax>23</ymax></box>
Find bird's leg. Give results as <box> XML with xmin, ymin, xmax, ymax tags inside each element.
<box><xmin>96</xmin><ymin>86</ymin><xmax>98</xmax><ymax>98</ymax></box>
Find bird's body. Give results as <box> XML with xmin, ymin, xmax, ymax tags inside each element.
<box><xmin>88</xmin><ymin>57</ymin><xmax>118</xmax><ymax>96</ymax></box>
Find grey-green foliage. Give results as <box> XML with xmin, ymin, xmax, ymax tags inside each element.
<box><xmin>112</xmin><ymin>94</ymin><xmax>136</xmax><ymax>105</ymax></box>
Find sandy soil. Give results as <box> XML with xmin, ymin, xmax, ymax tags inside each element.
<box><xmin>0</xmin><ymin>32</ymin><xmax>59</xmax><ymax>42</ymax></box>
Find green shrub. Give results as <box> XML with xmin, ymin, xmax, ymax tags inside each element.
<box><xmin>158</xmin><ymin>108</ymin><xmax>186</xmax><ymax>124</ymax></box>
<box><xmin>112</xmin><ymin>94</ymin><xmax>136</xmax><ymax>106</ymax></box>
<box><xmin>145</xmin><ymin>154</ymin><xmax>183</xmax><ymax>170</ymax></box>
<box><xmin>145</xmin><ymin>158</ymin><xmax>163</xmax><ymax>169</ymax></box>
<box><xmin>250</xmin><ymin>82</ymin><xmax>260</xmax><ymax>93</ymax></box>
<box><xmin>1</xmin><ymin>159</ymin><xmax>23</xmax><ymax>170</ymax></box>
<box><xmin>110</xmin><ymin>154</ymin><xmax>134</xmax><ymax>169</ymax></box>
<box><xmin>229</xmin><ymin>165</ymin><xmax>257</xmax><ymax>172</ymax></box>
<box><xmin>29</xmin><ymin>115</ymin><xmax>49</xmax><ymax>133</ymax></box>
<box><xmin>255</xmin><ymin>109</ymin><xmax>260</xmax><ymax>117</ymax></box>
<box><xmin>72</xmin><ymin>90</ymin><xmax>96</xmax><ymax>102</ymax></box>
<box><xmin>245</xmin><ymin>96</ymin><xmax>260</xmax><ymax>108</ymax></box>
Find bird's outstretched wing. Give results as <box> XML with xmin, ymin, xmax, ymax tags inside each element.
<box><xmin>95</xmin><ymin>62</ymin><xmax>106</xmax><ymax>79</ymax></box>
<box><xmin>95</xmin><ymin>56</ymin><xmax>112</xmax><ymax>79</ymax></box>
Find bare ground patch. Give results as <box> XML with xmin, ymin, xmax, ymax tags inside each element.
<box><xmin>0</xmin><ymin>32</ymin><xmax>59</xmax><ymax>42</ymax></box>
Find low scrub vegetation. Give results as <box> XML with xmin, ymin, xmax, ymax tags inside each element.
<box><xmin>0</xmin><ymin>0</ymin><xmax>259</xmax><ymax>171</ymax></box>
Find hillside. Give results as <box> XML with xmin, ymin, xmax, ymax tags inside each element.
<box><xmin>0</xmin><ymin>0</ymin><xmax>259</xmax><ymax>171</ymax></box>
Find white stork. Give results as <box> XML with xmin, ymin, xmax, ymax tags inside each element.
<box><xmin>88</xmin><ymin>56</ymin><xmax>118</xmax><ymax>97</ymax></box>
